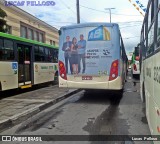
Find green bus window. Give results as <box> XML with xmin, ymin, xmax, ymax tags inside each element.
<box><xmin>0</xmin><ymin>38</ymin><xmax>3</xmax><ymax>47</ymax></box>
<box><xmin>48</xmin><ymin>49</ymin><xmax>53</xmax><ymax>62</ymax></box>
<box><xmin>0</xmin><ymin>39</ymin><xmax>14</xmax><ymax>61</ymax></box>
<box><xmin>44</xmin><ymin>48</ymin><xmax>49</xmax><ymax>62</ymax></box>
<box><xmin>53</xmin><ymin>49</ymin><xmax>58</xmax><ymax>63</ymax></box>
<box><xmin>39</xmin><ymin>46</ymin><xmax>45</xmax><ymax>61</ymax></box>
<box><xmin>34</xmin><ymin>46</ymin><xmax>39</xmax><ymax>61</ymax></box>
<box><xmin>135</xmin><ymin>47</ymin><xmax>140</xmax><ymax>57</ymax></box>
<box><xmin>25</xmin><ymin>47</ymin><xmax>30</xmax><ymax>61</ymax></box>
<box><xmin>0</xmin><ymin>38</ymin><xmax>3</xmax><ymax>60</ymax></box>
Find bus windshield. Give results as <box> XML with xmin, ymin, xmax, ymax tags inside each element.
<box><xmin>134</xmin><ymin>47</ymin><xmax>140</xmax><ymax>57</ymax></box>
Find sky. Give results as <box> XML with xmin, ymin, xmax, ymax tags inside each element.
<box><xmin>6</xmin><ymin>0</ymin><xmax>148</xmax><ymax>59</ymax></box>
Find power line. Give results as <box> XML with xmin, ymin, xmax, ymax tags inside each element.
<box><xmin>118</xmin><ymin>21</ymin><xmax>142</xmax><ymax>24</ymax></box>
<box><xmin>68</xmin><ymin>1</ymin><xmax>143</xmax><ymax>16</ymax></box>
<box><xmin>59</xmin><ymin>0</ymin><xmax>86</xmax><ymax>22</ymax></box>
<box><xmin>8</xmin><ymin>15</ymin><xmax>142</xmax><ymax>24</ymax></box>
<box><xmin>79</xmin><ymin>5</ymin><xmax>142</xmax><ymax>16</ymax></box>
<box><xmin>123</xmin><ymin>36</ymin><xmax>140</xmax><ymax>39</ymax></box>
<box><xmin>120</xmin><ymin>24</ymin><xmax>142</xmax><ymax>29</ymax></box>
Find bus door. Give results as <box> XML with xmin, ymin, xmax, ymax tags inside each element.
<box><xmin>17</xmin><ymin>44</ymin><xmax>32</xmax><ymax>88</ymax></box>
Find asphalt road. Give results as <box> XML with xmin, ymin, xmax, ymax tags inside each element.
<box><xmin>0</xmin><ymin>71</ymin><xmax>151</xmax><ymax>144</ymax></box>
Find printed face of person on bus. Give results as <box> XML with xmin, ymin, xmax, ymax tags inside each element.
<box><xmin>66</xmin><ymin>36</ymin><xmax>70</xmax><ymax>42</ymax></box>
<box><xmin>80</xmin><ymin>34</ymin><xmax>84</xmax><ymax>40</ymax></box>
<box><xmin>72</xmin><ymin>37</ymin><xmax>77</xmax><ymax>44</ymax></box>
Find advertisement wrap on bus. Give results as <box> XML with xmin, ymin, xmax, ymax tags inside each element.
<box><xmin>58</xmin><ymin>23</ymin><xmax>127</xmax><ymax>90</ymax></box>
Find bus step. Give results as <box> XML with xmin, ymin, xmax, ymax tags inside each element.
<box><xmin>20</xmin><ymin>84</ymin><xmax>32</xmax><ymax>89</ymax></box>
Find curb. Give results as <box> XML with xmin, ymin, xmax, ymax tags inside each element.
<box><xmin>0</xmin><ymin>89</ymin><xmax>81</xmax><ymax>133</ymax></box>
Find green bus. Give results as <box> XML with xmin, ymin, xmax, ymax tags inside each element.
<box><xmin>0</xmin><ymin>32</ymin><xmax>58</xmax><ymax>91</ymax></box>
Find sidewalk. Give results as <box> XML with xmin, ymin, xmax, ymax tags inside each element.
<box><xmin>0</xmin><ymin>85</ymin><xmax>80</xmax><ymax>132</ymax></box>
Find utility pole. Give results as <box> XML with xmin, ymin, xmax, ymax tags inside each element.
<box><xmin>104</xmin><ymin>8</ymin><xmax>115</xmax><ymax>23</ymax></box>
<box><xmin>76</xmin><ymin>0</ymin><xmax>80</xmax><ymax>23</ymax></box>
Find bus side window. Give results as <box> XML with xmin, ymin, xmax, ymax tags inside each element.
<box><xmin>157</xmin><ymin>3</ymin><xmax>160</xmax><ymax>49</ymax></box>
<box><xmin>120</xmin><ymin>37</ymin><xmax>125</xmax><ymax>60</ymax></box>
<box><xmin>148</xmin><ymin>24</ymin><xmax>154</xmax><ymax>54</ymax></box>
<box><xmin>34</xmin><ymin>46</ymin><xmax>39</xmax><ymax>61</ymax></box>
<box><xmin>48</xmin><ymin>49</ymin><xmax>53</xmax><ymax>62</ymax></box>
<box><xmin>53</xmin><ymin>49</ymin><xmax>58</xmax><ymax>63</ymax></box>
<box><xmin>1</xmin><ymin>39</ymin><xmax>14</xmax><ymax>61</ymax></box>
<box><xmin>147</xmin><ymin>1</ymin><xmax>155</xmax><ymax>54</ymax></box>
<box><xmin>44</xmin><ymin>47</ymin><xmax>49</xmax><ymax>62</ymax></box>
<box><xmin>120</xmin><ymin>37</ymin><xmax>122</xmax><ymax>58</ymax></box>
<box><xmin>0</xmin><ymin>38</ymin><xmax>3</xmax><ymax>60</ymax></box>
<box><xmin>39</xmin><ymin>46</ymin><xmax>45</xmax><ymax>61</ymax></box>
<box><xmin>44</xmin><ymin>47</ymin><xmax>53</xmax><ymax>62</ymax></box>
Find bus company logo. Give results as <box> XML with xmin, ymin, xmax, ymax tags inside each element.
<box><xmin>5</xmin><ymin>0</ymin><xmax>56</xmax><ymax>7</ymax></box>
<box><xmin>154</xmin><ymin>66</ymin><xmax>160</xmax><ymax>83</ymax></box>
<box><xmin>103</xmin><ymin>49</ymin><xmax>110</xmax><ymax>55</ymax></box>
<box><xmin>88</xmin><ymin>25</ymin><xmax>111</xmax><ymax>41</ymax></box>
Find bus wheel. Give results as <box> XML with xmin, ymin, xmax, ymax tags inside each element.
<box><xmin>142</xmin><ymin>83</ymin><xmax>146</xmax><ymax>103</ymax></box>
<box><xmin>132</xmin><ymin>73</ymin><xmax>135</xmax><ymax>79</ymax></box>
<box><xmin>114</xmin><ymin>89</ymin><xmax>123</xmax><ymax>98</ymax></box>
<box><xmin>142</xmin><ymin>83</ymin><xmax>146</xmax><ymax>116</ymax></box>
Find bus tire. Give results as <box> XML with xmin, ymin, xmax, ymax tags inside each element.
<box><xmin>132</xmin><ymin>73</ymin><xmax>135</xmax><ymax>79</ymax></box>
<box><xmin>142</xmin><ymin>82</ymin><xmax>147</xmax><ymax>116</ymax></box>
<box><xmin>114</xmin><ymin>89</ymin><xmax>123</xmax><ymax>98</ymax></box>
<box><xmin>142</xmin><ymin>83</ymin><xmax>146</xmax><ymax>103</ymax></box>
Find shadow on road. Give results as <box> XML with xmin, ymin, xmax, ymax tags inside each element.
<box><xmin>77</xmin><ymin>89</ymin><xmax>123</xmax><ymax>106</ymax></box>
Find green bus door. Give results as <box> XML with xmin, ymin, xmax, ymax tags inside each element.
<box><xmin>17</xmin><ymin>44</ymin><xmax>31</xmax><ymax>87</ymax></box>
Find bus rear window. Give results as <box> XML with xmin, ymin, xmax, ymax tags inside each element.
<box><xmin>0</xmin><ymin>39</ymin><xmax>14</xmax><ymax>61</ymax></box>
<box><xmin>135</xmin><ymin>47</ymin><xmax>140</xmax><ymax>57</ymax></box>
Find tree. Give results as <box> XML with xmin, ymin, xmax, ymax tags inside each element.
<box><xmin>0</xmin><ymin>7</ymin><xmax>8</xmax><ymax>32</ymax></box>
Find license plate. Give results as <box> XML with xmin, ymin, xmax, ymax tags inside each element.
<box><xmin>82</xmin><ymin>76</ymin><xmax>92</xmax><ymax>80</ymax></box>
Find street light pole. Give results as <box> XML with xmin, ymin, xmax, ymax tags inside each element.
<box><xmin>104</xmin><ymin>8</ymin><xmax>115</xmax><ymax>23</ymax></box>
<box><xmin>76</xmin><ymin>0</ymin><xmax>80</xmax><ymax>23</ymax></box>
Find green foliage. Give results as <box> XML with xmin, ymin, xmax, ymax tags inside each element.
<box><xmin>0</xmin><ymin>7</ymin><xmax>8</xmax><ymax>32</ymax></box>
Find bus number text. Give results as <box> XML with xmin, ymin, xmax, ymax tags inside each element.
<box><xmin>154</xmin><ymin>66</ymin><xmax>160</xmax><ymax>83</ymax></box>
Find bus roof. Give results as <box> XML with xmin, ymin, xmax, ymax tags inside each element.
<box><xmin>0</xmin><ymin>32</ymin><xmax>58</xmax><ymax>49</ymax></box>
<box><xmin>60</xmin><ymin>22</ymin><xmax>119</xmax><ymax>30</ymax></box>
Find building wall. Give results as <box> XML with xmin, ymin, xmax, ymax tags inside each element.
<box><xmin>0</xmin><ymin>2</ymin><xmax>59</xmax><ymax>46</ymax></box>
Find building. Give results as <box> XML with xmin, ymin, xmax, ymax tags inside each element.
<box><xmin>0</xmin><ymin>0</ymin><xmax>59</xmax><ymax>46</ymax></box>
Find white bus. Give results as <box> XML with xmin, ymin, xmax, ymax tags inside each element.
<box><xmin>140</xmin><ymin>0</ymin><xmax>160</xmax><ymax>140</ymax></box>
<box><xmin>131</xmin><ymin>46</ymin><xmax>140</xmax><ymax>78</ymax></box>
<box><xmin>0</xmin><ymin>32</ymin><xmax>58</xmax><ymax>91</ymax></box>
<box><xmin>58</xmin><ymin>23</ymin><xmax>127</xmax><ymax>90</ymax></box>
